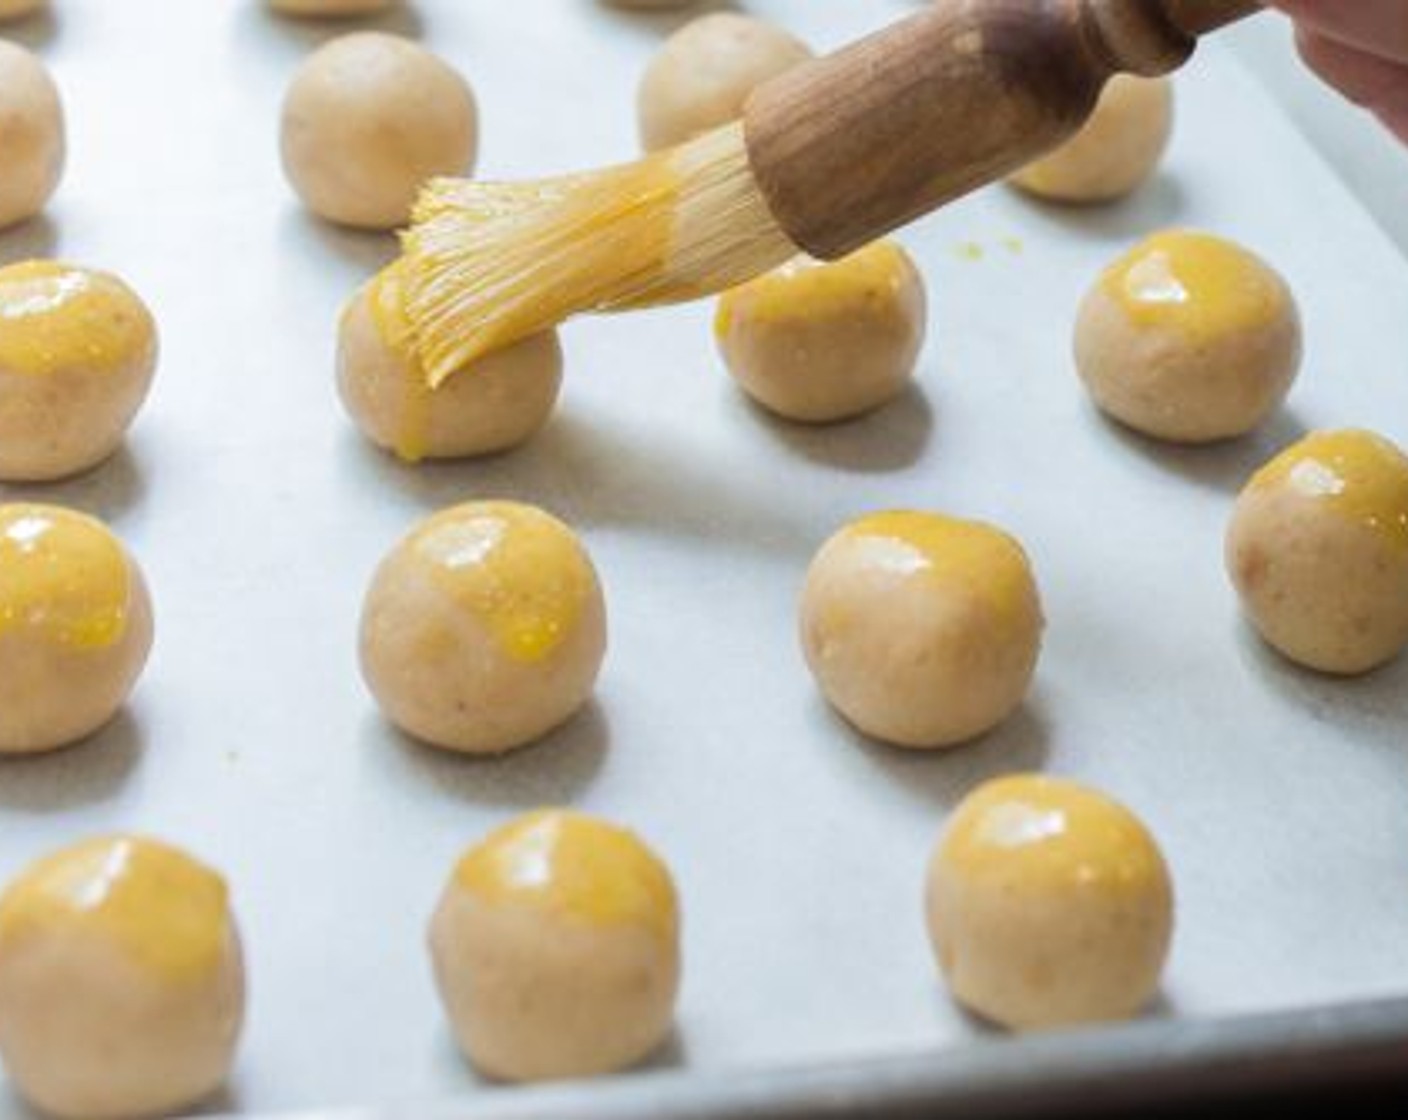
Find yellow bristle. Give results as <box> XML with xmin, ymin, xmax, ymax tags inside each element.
<box><xmin>400</xmin><ymin>123</ymin><xmax>797</xmax><ymax>387</ymax></box>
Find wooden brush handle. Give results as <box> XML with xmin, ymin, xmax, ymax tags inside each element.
<box><xmin>744</xmin><ymin>0</ymin><xmax>1261</xmax><ymax>260</ymax></box>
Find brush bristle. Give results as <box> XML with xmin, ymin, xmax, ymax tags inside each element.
<box><xmin>401</xmin><ymin>124</ymin><xmax>798</xmax><ymax>386</ymax></box>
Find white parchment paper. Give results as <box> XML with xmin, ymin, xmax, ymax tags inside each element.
<box><xmin>0</xmin><ymin>1</ymin><xmax>1405</xmax><ymax>1114</ymax></box>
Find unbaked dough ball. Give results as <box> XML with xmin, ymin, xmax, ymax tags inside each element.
<box><xmin>268</xmin><ymin>0</ymin><xmax>396</xmax><ymax>15</ymax></box>
<box><xmin>926</xmin><ymin>775</ymin><xmax>1174</xmax><ymax>1030</ymax></box>
<box><xmin>0</xmin><ymin>41</ymin><xmax>64</xmax><ymax>230</ymax></box>
<box><xmin>1074</xmin><ymin>230</ymin><xmax>1301</xmax><ymax>443</ymax></box>
<box><xmin>0</xmin><ymin>504</ymin><xmax>153</xmax><ymax>755</ymax></box>
<box><xmin>715</xmin><ymin>240</ymin><xmax>926</xmax><ymax>423</ymax></box>
<box><xmin>800</xmin><ymin>511</ymin><xmax>1043</xmax><ymax>749</ymax></box>
<box><xmin>1009</xmin><ymin>75</ymin><xmax>1172</xmax><ymax>203</ymax></box>
<box><xmin>0</xmin><ymin>1</ymin><xmax>45</xmax><ymax>22</ymax></box>
<box><xmin>280</xmin><ymin>33</ymin><xmax>477</xmax><ymax>230</ymax></box>
<box><xmin>360</xmin><ymin>501</ymin><xmax>606</xmax><ymax>753</ymax></box>
<box><xmin>638</xmin><ymin>13</ymin><xmax>812</xmax><ymax>151</ymax></box>
<box><xmin>0</xmin><ymin>836</ymin><xmax>244</xmax><ymax>1120</ymax></box>
<box><xmin>0</xmin><ymin>261</ymin><xmax>159</xmax><ymax>482</ymax></box>
<box><xmin>1227</xmin><ymin>428</ymin><xmax>1408</xmax><ymax>675</ymax></box>
<box><xmin>337</xmin><ymin>261</ymin><xmax>562</xmax><ymax>462</ymax></box>
<box><xmin>429</xmin><ymin>809</ymin><xmax>680</xmax><ymax>1082</ymax></box>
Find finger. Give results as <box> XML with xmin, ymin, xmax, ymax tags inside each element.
<box><xmin>1295</xmin><ymin>26</ymin><xmax>1408</xmax><ymax>114</ymax></box>
<box><xmin>1376</xmin><ymin>103</ymin><xmax>1408</xmax><ymax>145</ymax></box>
<box><xmin>1270</xmin><ymin>0</ymin><xmax>1408</xmax><ymax>65</ymax></box>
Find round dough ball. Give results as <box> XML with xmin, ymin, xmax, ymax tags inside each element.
<box><xmin>0</xmin><ymin>41</ymin><xmax>64</xmax><ymax>230</ymax></box>
<box><xmin>0</xmin><ymin>836</ymin><xmax>244</xmax><ymax>1120</ymax></box>
<box><xmin>280</xmin><ymin>32</ymin><xmax>477</xmax><ymax>230</ymax></box>
<box><xmin>1227</xmin><ymin>428</ymin><xmax>1408</xmax><ymax>675</ymax></box>
<box><xmin>638</xmin><ymin>13</ymin><xmax>812</xmax><ymax>151</ymax></box>
<box><xmin>0</xmin><ymin>1</ymin><xmax>45</xmax><ymax>22</ymax></box>
<box><xmin>1009</xmin><ymin>75</ymin><xmax>1172</xmax><ymax>203</ymax></box>
<box><xmin>0</xmin><ymin>504</ymin><xmax>153</xmax><ymax>755</ymax></box>
<box><xmin>926</xmin><ymin>775</ymin><xmax>1174</xmax><ymax>1030</ymax></box>
<box><xmin>360</xmin><ymin>501</ymin><xmax>606</xmax><ymax>753</ymax></box>
<box><xmin>715</xmin><ymin>240</ymin><xmax>926</xmax><ymax>423</ymax></box>
<box><xmin>268</xmin><ymin>0</ymin><xmax>396</xmax><ymax>15</ymax></box>
<box><xmin>430</xmin><ymin>809</ymin><xmax>680</xmax><ymax>1082</ymax></box>
<box><xmin>800</xmin><ymin>511</ymin><xmax>1043</xmax><ymax>749</ymax></box>
<box><xmin>0</xmin><ymin>261</ymin><xmax>159</xmax><ymax>482</ymax></box>
<box><xmin>337</xmin><ymin>261</ymin><xmax>562</xmax><ymax>462</ymax></box>
<box><xmin>1075</xmin><ymin>230</ymin><xmax>1301</xmax><ymax>443</ymax></box>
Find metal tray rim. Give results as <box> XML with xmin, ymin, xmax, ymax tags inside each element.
<box><xmin>263</xmin><ymin>997</ymin><xmax>1408</xmax><ymax>1120</ymax></box>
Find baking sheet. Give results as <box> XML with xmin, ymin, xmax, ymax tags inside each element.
<box><xmin>1</xmin><ymin>1</ymin><xmax>1407</xmax><ymax>1115</ymax></box>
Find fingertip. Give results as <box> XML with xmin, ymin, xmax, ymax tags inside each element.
<box><xmin>1294</xmin><ymin>26</ymin><xmax>1408</xmax><ymax>111</ymax></box>
<box><xmin>1376</xmin><ymin>105</ymin><xmax>1408</xmax><ymax>147</ymax></box>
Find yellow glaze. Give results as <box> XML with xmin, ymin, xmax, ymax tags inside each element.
<box><xmin>0</xmin><ymin>503</ymin><xmax>131</xmax><ymax>649</ymax></box>
<box><xmin>941</xmin><ymin>775</ymin><xmax>1167</xmax><ymax>897</ymax></box>
<box><xmin>0</xmin><ymin>836</ymin><xmax>230</xmax><ymax>982</ymax></box>
<box><xmin>409</xmin><ymin>501</ymin><xmax>591</xmax><ymax>663</ymax></box>
<box><xmin>715</xmin><ymin>240</ymin><xmax>912</xmax><ymax>340</ymax></box>
<box><xmin>1101</xmin><ymin>230</ymin><xmax>1286</xmax><ymax>342</ymax></box>
<box><xmin>842</xmin><ymin>510</ymin><xmax>1035</xmax><ymax>627</ymax></box>
<box><xmin>455</xmin><ymin>810</ymin><xmax>677</xmax><ymax>944</ymax></box>
<box><xmin>365</xmin><ymin>261</ymin><xmax>432</xmax><ymax>463</ymax></box>
<box><xmin>1250</xmin><ymin>429</ymin><xmax>1408</xmax><ymax>552</ymax></box>
<box><xmin>0</xmin><ymin>261</ymin><xmax>154</xmax><ymax>378</ymax></box>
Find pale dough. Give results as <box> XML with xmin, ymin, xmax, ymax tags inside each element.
<box><xmin>715</xmin><ymin>240</ymin><xmax>926</xmax><ymax>423</ymax></box>
<box><xmin>800</xmin><ymin>511</ymin><xmax>1043</xmax><ymax>748</ymax></box>
<box><xmin>0</xmin><ymin>41</ymin><xmax>64</xmax><ymax>230</ymax></box>
<box><xmin>337</xmin><ymin>262</ymin><xmax>561</xmax><ymax>462</ymax></box>
<box><xmin>1075</xmin><ymin>230</ymin><xmax>1300</xmax><ymax>443</ymax></box>
<box><xmin>1227</xmin><ymin>429</ymin><xmax>1408</xmax><ymax>675</ymax></box>
<box><xmin>430</xmin><ymin>810</ymin><xmax>680</xmax><ymax>1082</ymax></box>
<box><xmin>926</xmin><ymin>775</ymin><xmax>1174</xmax><ymax>1030</ymax></box>
<box><xmin>0</xmin><ymin>261</ymin><xmax>159</xmax><ymax>482</ymax></box>
<box><xmin>360</xmin><ymin>501</ymin><xmax>606</xmax><ymax>753</ymax></box>
<box><xmin>638</xmin><ymin>13</ymin><xmax>812</xmax><ymax>151</ymax></box>
<box><xmin>1010</xmin><ymin>76</ymin><xmax>1173</xmax><ymax>203</ymax></box>
<box><xmin>281</xmin><ymin>32</ymin><xmax>477</xmax><ymax>230</ymax></box>
<box><xmin>0</xmin><ymin>504</ymin><xmax>153</xmax><ymax>754</ymax></box>
<box><xmin>0</xmin><ymin>836</ymin><xmax>244</xmax><ymax>1120</ymax></box>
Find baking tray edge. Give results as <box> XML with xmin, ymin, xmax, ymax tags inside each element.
<box><xmin>242</xmin><ymin>997</ymin><xmax>1408</xmax><ymax>1120</ymax></box>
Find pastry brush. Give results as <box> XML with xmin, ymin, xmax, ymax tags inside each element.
<box><xmin>403</xmin><ymin>0</ymin><xmax>1261</xmax><ymax>385</ymax></box>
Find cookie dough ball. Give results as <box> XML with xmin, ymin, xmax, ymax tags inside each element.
<box><xmin>0</xmin><ymin>261</ymin><xmax>159</xmax><ymax>482</ymax></box>
<box><xmin>280</xmin><ymin>33</ymin><xmax>477</xmax><ymax>230</ymax></box>
<box><xmin>360</xmin><ymin>501</ymin><xmax>606</xmax><ymax>753</ymax></box>
<box><xmin>337</xmin><ymin>261</ymin><xmax>562</xmax><ymax>462</ymax></box>
<box><xmin>268</xmin><ymin>0</ymin><xmax>396</xmax><ymax>15</ymax></box>
<box><xmin>430</xmin><ymin>810</ymin><xmax>680</xmax><ymax>1082</ymax></box>
<box><xmin>638</xmin><ymin>13</ymin><xmax>812</xmax><ymax>151</ymax></box>
<box><xmin>1227</xmin><ymin>429</ymin><xmax>1408</xmax><ymax>674</ymax></box>
<box><xmin>0</xmin><ymin>42</ymin><xmax>64</xmax><ymax>230</ymax></box>
<box><xmin>926</xmin><ymin>775</ymin><xmax>1174</xmax><ymax>1030</ymax></box>
<box><xmin>715</xmin><ymin>240</ymin><xmax>926</xmax><ymax>423</ymax></box>
<box><xmin>1075</xmin><ymin>230</ymin><xmax>1300</xmax><ymax>444</ymax></box>
<box><xmin>0</xmin><ymin>1</ymin><xmax>45</xmax><ymax>22</ymax></box>
<box><xmin>1010</xmin><ymin>76</ymin><xmax>1172</xmax><ymax>203</ymax></box>
<box><xmin>0</xmin><ymin>836</ymin><xmax>244</xmax><ymax>1119</ymax></box>
<box><xmin>0</xmin><ymin>505</ymin><xmax>153</xmax><ymax>755</ymax></box>
<box><xmin>800</xmin><ymin>511</ymin><xmax>1043</xmax><ymax>749</ymax></box>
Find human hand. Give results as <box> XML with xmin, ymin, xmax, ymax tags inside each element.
<box><xmin>1267</xmin><ymin>1</ymin><xmax>1408</xmax><ymax>143</ymax></box>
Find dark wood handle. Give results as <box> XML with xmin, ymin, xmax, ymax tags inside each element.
<box><xmin>1164</xmin><ymin>0</ymin><xmax>1262</xmax><ymax>35</ymax></box>
<box><xmin>743</xmin><ymin>0</ymin><xmax>1260</xmax><ymax>260</ymax></box>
